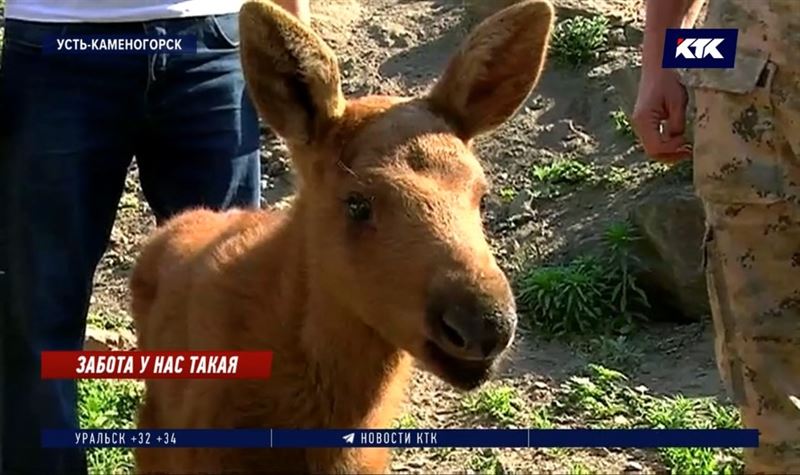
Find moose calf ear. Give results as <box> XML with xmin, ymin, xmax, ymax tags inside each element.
<box><xmin>239</xmin><ymin>0</ymin><xmax>346</xmax><ymax>145</ymax></box>
<box><xmin>427</xmin><ymin>0</ymin><xmax>554</xmax><ymax>141</ymax></box>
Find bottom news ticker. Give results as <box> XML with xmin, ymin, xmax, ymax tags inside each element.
<box><xmin>43</xmin><ymin>429</ymin><xmax>759</xmax><ymax>449</ymax></box>
<box><xmin>38</xmin><ymin>352</ymin><xmax>759</xmax><ymax>450</ymax></box>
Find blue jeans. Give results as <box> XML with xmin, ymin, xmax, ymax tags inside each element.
<box><xmin>0</xmin><ymin>15</ymin><xmax>261</xmax><ymax>475</ymax></box>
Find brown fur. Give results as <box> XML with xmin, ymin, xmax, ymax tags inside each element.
<box><xmin>130</xmin><ymin>1</ymin><xmax>554</xmax><ymax>473</ymax></box>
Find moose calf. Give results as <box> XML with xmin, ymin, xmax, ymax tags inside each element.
<box><xmin>130</xmin><ymin>0</ymin><xmax>554</xmax><ymax>472</ymax></box>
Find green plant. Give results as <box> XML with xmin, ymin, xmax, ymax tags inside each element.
<box><xmin>393</xmin><ymin>413</ymin><xmax>418</xmax><ymax>429</ymax></box>
<box><xmin>555</xmin><ymin>364</ymin><xmax>646</xmax><ymax>426</ymax></box>
<box><xmin>660</xmin><ymin>447</ymin><xmax>719</xmax><ymax>475</ymax></box>
<box><xmin>610</xmin><ymin>109</ymin><xmax>634</xmax><ymax>138</ymax></box>
<box><xmin>546</xmin><ymin>364</ymin><xmax>744</xmax><ymax>474</ymax></box>
<box><xmin>580</xmin><ymin>335</ymin><xmax>644</xmax><ymax>372</ymax></box>
<box><xmin>530</xmin><ymin>158</ymin><xmax>600</xmax><ymax>199</ymax></box>
<box><xmin>568</xmin><ymin>462</ymin><xmax>594</xmax><ymax>475</ymax></box>
<box><xmin>642</xmin><ymin>394</ymin><xmax>743</xmax><ymax>474</ymax></box>
<box><xmin>498</xmin><ymin>187</ymin><xmax>517</xmax><ymax>203</ymax></box>
<box><xmin>603</xmin><ymin>165</ymin><xmax>635</xmax><ymax>188</ymax></box>
<box><xmin>516</xmin><ymin>221</ymin><xmax>649</xmax><ymax>337</ymax></box>
<box><xmin>516</xmin><ymin>255</ymin><xmax>614</xmax><ymax>336</ymax></box>
<box><xmin>550</xmin><ymin>15</ymin><xmax>610</xmax><ymax>67</ymax></box>
<box><xmin>462</xmin><ymin>385</ymin><xmax>525</xmax><ymax>426</ymax></box>
<box><xmin>79</xmin><ymin>380</ymin><xmax>144</xmax><ymax>475</ymax></box>
<box><xmin>532</xmin><ymin>158</ymin><xmax>597</xmax><ymax>185</ymax></box>
<box><xmin>87</xmin><ymin>311</ymin><xmax>134</xmax><ymax>332</ymax></box>
<box><xmin>602</xmin><ymin>221</ymin><xmax>650</xmax><ymax>321</ymax></box>
<box><xmin>529</xmin><ymin>405</ymin><xmax>554</xmax><ymax>429</ymax></box>
<box><xmin>467</xmin><ymin>449</ymin><xmax>504</xmax><ymax>475</ymax></box>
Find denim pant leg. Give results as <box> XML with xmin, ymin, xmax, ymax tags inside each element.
<box><xmin>0</xmin><ymin>20</ymin><xmax>147</xmax><ymax>475</ymax></box>
<box><xmin>136</xmin><ymin>14</ymin><xmax>261</xmax><ymax>223</ymax></box>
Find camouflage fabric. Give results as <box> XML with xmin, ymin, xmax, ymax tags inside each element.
<box><xmin>704</xmin><ymin>201</ymin><xmax>800</xmax><ymax>474</ymax></box>
<box><xmin>683</xmin><ymin>1</ymin><xmax>800</xmax><ymax>473</ymax></box>
<box><xmin>703</xmin><ymin>0</ymin><xmax>800</xmax><ymax>72</ymax></box>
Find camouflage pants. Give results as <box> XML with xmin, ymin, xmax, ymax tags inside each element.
<box><xmin>692</xmin><ymin>60</ymin><xmax>800</xmax><ymax>474</ymax></box>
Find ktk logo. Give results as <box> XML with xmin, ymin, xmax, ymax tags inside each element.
<box><xmin>662</xmin><ymin>28</ymin><xmax>738</xmax><ymax>69</ymax></box>
<box><xmin>675</xmin><ymin>37</ymin><xmax>725</xmax><ymax>59</ymax></box>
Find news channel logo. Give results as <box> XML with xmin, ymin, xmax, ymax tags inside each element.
<box><xmin>662</xmin><ymin>28</ymin><xmax>738</xmax><ymax>69</ymax></box>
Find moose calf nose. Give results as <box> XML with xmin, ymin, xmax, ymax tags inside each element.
<box><xmin>435</xmin><ymin>304</ymin><xmax>516</xmax><ymax>361</ymax></box>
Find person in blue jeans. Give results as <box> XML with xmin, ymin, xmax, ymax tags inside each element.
<box><xmin>0</xmin><ymin>1</ymin><xmax>309</xmax><ymax>474</ymax></box>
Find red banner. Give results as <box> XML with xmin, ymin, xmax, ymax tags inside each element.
<box><xmin>41</xmin><ymin>351</ymin><xmax>273</xmax><ymax>379</ymax></box>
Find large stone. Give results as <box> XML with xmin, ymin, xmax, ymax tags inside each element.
<box><xmin>630</xmin><ymin>184</ymin><xmax>710</xmax><ymax>321</ymax></box>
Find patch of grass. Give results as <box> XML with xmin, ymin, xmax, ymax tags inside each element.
<box><xmin>393</xmin><ymin>413</ymin><xmax>419</xmax><ymax>429</ymax></box>
<box><xmin>462</xmin><ymin>385</ymin><xmax>525</xmax><ymax>426</ymax></box>
<box><xmin>567</xmin><ymin>461</ymin><xmax>595</xmax><ymax>475</ymax></box>
<box><xmin>498</xmin><ymin>186</ymin><xmax>517</xmax><ymax>203</ymax></box>
<box><xmin>643</xmin><ymin>396</ymin><xmax>743</xmax><ymax>474</ymax></box>
<box><xmin>532</xmin><ymin>158</ymin><xmax>597</xmax><ymax>186</ymax></box>
<box><xmin>79</xmin><ymin>379</ymin><xmax>144</xmax><ymax>475</ymax></box>
<box><xmin>550</xmin><ymin>15</ymin><xmax>610</xmax><ymax>67</ymax></box>
<box><xmin>467</xmin><ymin>449</ymin><xmax>504</xmax><ymax>475</ymax></box>
<box><xmin>516</xmin><ymin>221</ymin><xmax>649</xmax><ymax>338</ymax></box>
<box><xmin>531</xmin><ymin>158</ymin><xmax>644</xmax><ymax>198</ymax></box>
<box><xmin>528</xmin><ymin>405</ymin><xmax>554</xmax><ymax>429</ymax></box>
<box><xmin>546</xmin><ymin>364</ymin><xmax>743</xmax><ymax>475</ymax></box>
<box><xmin>603</xmin><ymin>165</ymin><xmax>637</xmax><ymax>189</ymax></box>
<box><xmin>610</xmin><ymin>109</ymin><xmax>634</xmax><ymax>138</ymax></box>
<box><xmin>87</xmin><ymin>311</ymin><xmax>134</xmax><ymax>332</ymax></box>
<box><xmin>555</xmin><ymin>364</ymin><xmax>645</xmax><ymax>427</ymax></box>
<box><xmin>578</xmin><ymin>335</ymin><xmax>644</xmax><ymax>372</ymax></box>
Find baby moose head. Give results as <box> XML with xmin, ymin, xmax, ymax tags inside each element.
<box><xmin>239</xmin><ymin>0</ymin><xmax>553</xmax><ymax>390</ymax></box>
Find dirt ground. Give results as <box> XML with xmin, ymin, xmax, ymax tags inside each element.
<box><xmin>82</xmin><ymin>0</ymin><xmax>729</xmax><ymax>473</ymax></box>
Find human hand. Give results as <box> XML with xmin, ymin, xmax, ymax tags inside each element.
<box><xmin>632</xmin><ymin>68</ymin><xmax>693</xmax><ymax>162</ymax></box>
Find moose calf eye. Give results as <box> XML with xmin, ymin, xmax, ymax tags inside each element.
<box><xmin>345</xmin><ymin>193</ymin><xmax>372</xmax><ymax>222</ymax></box>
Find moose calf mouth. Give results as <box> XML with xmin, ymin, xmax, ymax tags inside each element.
<box><xmin>421</xmin><ymin>339</ymin><xmax>501</xmax><ymax>391</ymax></box>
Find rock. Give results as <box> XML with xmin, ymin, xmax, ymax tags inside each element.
<box><xmin>624</xmin><ymin>24</ymin><xmax>644</xmax><ymax>46</ymax></box>
<box><xmin>368</xmin><ymin>23</ymin><xmax>412</xmax><ymax>49</ymax></box>
<box><xmin>84</xmin><ymin>326</ymin><xmax>135</xmax><ymax>351</ymax></box>
<box><xmin>506</xmin><ymin>189</ymin><xmax>534</xmax><ymax>220</ymax></box>
<box><xmin>623</xmin><ymin>460</ymin><xmax>644</xmax><ymax>472</ymax></box>
<box><xmin>390</xmin><ymin>462</ymin><xmax>409</xmax><ymax>473</ymax></box>
<box><xmin>630</xmin><ymin>184</ymin><xmax>710</xmax><ymax>321</ymax></box>
<box><xmin>608</xmin><ymin>27</ymin><xmax>627</xmax><ymax>47</ymax></box>
<box><xmin>265</xmin><ymin>157</ymin><xmax>290</xmax><ymax>177</ymax></box>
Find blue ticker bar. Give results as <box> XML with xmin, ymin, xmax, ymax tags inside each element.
<box><xmin>42</xmin><ymin>428</ymin><xmax>759</xmax><ymax>449</ymax></box>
